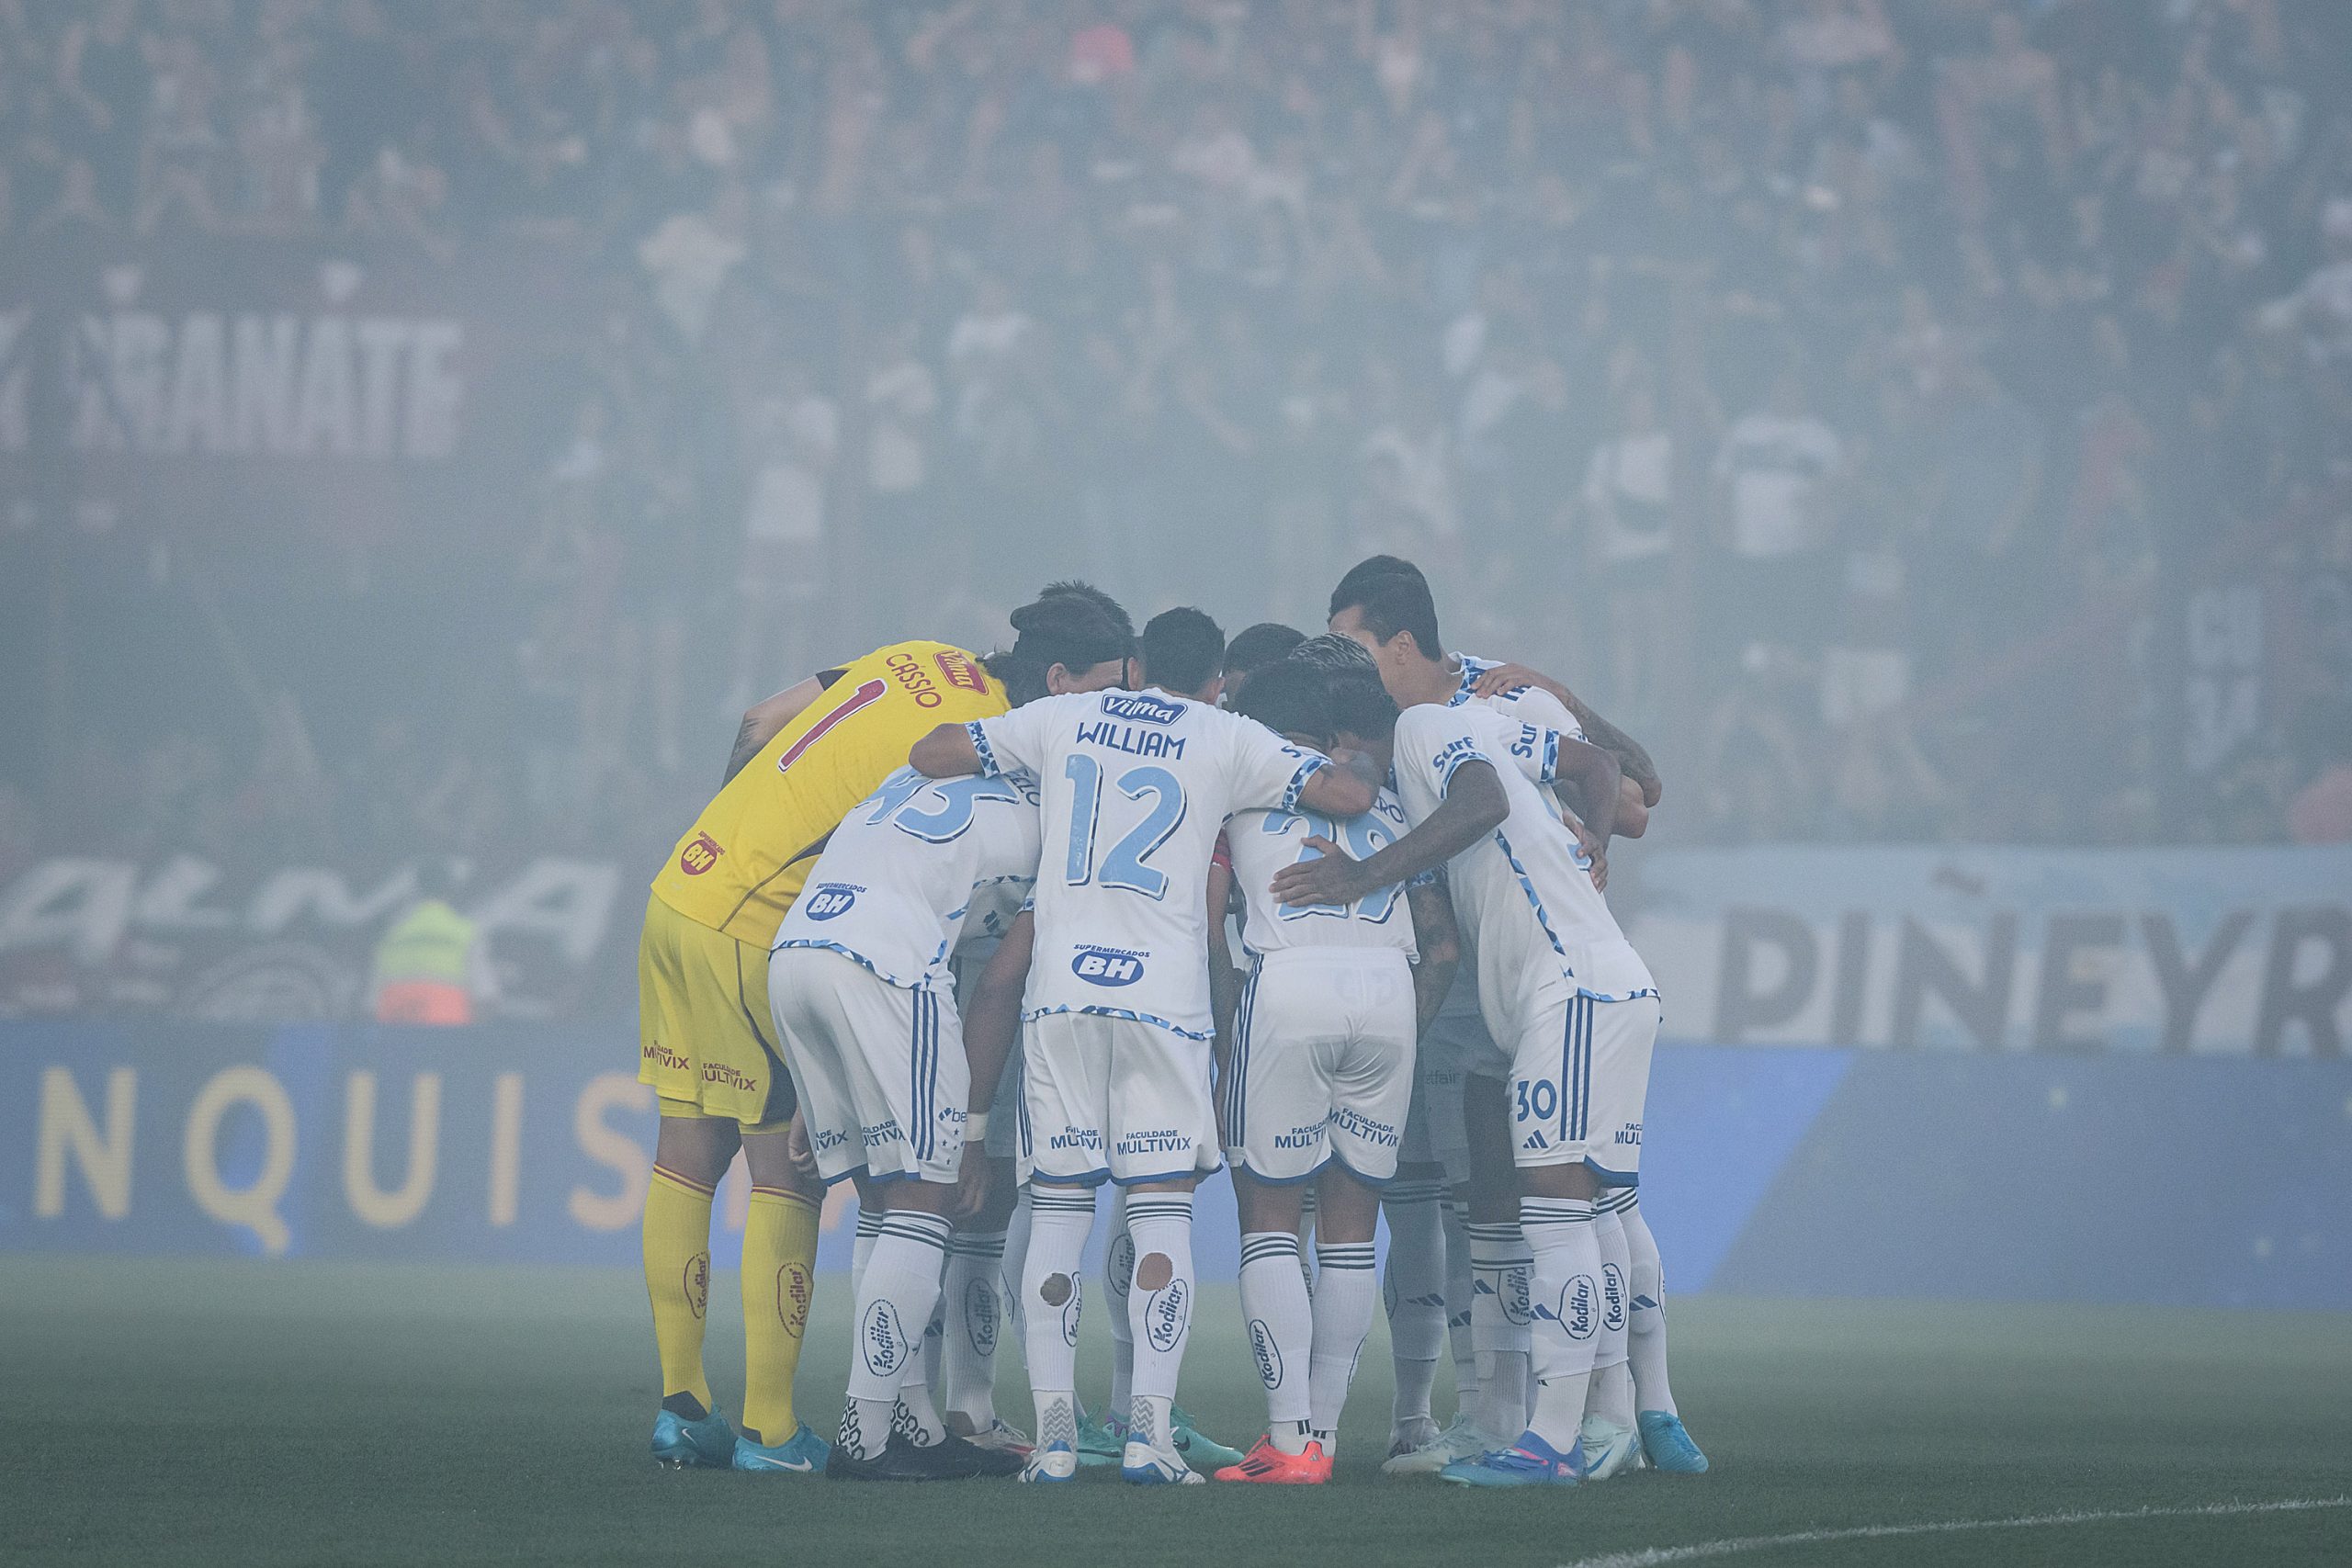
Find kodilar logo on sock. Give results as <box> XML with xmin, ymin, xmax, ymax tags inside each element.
<box><xmin>1148</xmin><ymin>1279</ymin><xmax>1190</xmax><ymax>1352</ymax></box>
<box><xmin>1561</xmin><ymin>1273</ymin><xmax>1598</xmax><ymax>1340</ymax></box>
<box><xmin>1249</xmin><ymin>1318</ymin><xmax>1283</xmax><ymax>1389</ymax></box>
<box><xmin>1108</xmin><ymin>1233</ymin><xmax>1136</xmax><ymax>1300</ymax></box>
<box><xmin>684</xmin><ymin>1252</ymin><xmax>710</xmax><ymax>1320</ymax></box>
<box><xmin>1600</xmin><ymin>1262</ymin><xmax>1626</xmax><ymax>1335</ymax></box>
<box><xmin>779</xmin><ymin>1260</ymin><xmax>813</xmax><ymax>1338</ymax></box>
<box><xmin>965</xmin><ymin>1278</ymin><xmax>998</xmax><ymax>1356</ymax></box>
<box><xmin>861</xmin><ymin>1300</ymin><xmax>907</xmax><ymax>1376</ymax></box>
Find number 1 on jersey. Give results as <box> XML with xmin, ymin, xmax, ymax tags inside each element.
<box><xmin>1065</xmin><ymin>754</ymin><xmax>1187</xmax><ymax>899</ymax></box>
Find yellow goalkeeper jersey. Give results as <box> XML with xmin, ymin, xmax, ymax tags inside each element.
<box><xmin>651</xmin><ymin>640</ymin><xmax>1009</xmax><ymax>945</ymax></box>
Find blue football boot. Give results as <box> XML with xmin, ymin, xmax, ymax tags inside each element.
<box><xmin>1637</xmin><ymin>1410</ymin><xmax>1709</xmax><ymax>1473</ymax></box>
<box><xmin>1438</xmin><ymin>1429</ymin><xmax>1588</xmax><ymax>1488</ymax></box>
<box><xmin>650</xmin><ymin>1403</ymin><xmax>736</xmax><ymax>1468</ymax></box>
<box><xmin>731</xmin><ymin>1423</ymin><xmax>831</xmax><ymax>1474</ymax></box>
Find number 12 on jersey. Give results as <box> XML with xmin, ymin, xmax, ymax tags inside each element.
<box><xmin>1065</xmin><ymin>755</ymin><xmax>1187</xmax><ymax>898</ymax></box>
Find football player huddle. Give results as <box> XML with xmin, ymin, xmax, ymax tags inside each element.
<box><xmin>633</xmin><ymin>558</ymin><xmax>1706</xmax><ymax>1490</ymax></box>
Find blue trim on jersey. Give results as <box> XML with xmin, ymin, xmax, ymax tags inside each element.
<box><xmin>1279</xmin><ymin>754</ymin><xmax>1329</xmax><ymax>814</ymax></box>
<box><xmin>1489</xmin><ymin>826</ymin><xmax>1571</xmax><ymax>968</ymax></box>
<box><xmin>967</xmin><ymin>719</ymin><xmax>1002</xmax><ymax>776</ymax></box>
<box><xmin>1435</xmin><ymin>747</ymin><xmax>1495</xmax><ymax>793</ymax></box>
<box><xmin>771</xmin><ymin>937</ymin><xmax>934</xmax><ymax>992</ymax></box>
<box><xmin>1586</xmin><ymin>1160</ymin><xmax>1639</xmax><ymax>1188</ymax></box>
<box><xmin>1541</xmin><ymin>728</ymin><xmax>1561</xmax><ymax>784</ymax></box>
<box><xmin>1445</xmin><ymin>655</ymin><xmax>1502</xmax><ymax>708</ymax></box>
<box><xmin>1021</xmin><ymin>1003</ymin><xmax>1216</xmax><ymax>1042</ymax></box>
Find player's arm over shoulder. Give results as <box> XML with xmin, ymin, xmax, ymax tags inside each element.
<box><xmin>721</xmin><ymin>670</ymin><xmax>846</xmax><ymax>783</ymax></box>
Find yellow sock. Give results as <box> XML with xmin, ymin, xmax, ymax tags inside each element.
<box><xmin>741</xmin><ymin>1184</ymin><xmax>822</xmax><ymax>1445</ymax></box>
<box><xmin>642</xmin><ymin>1164</ymin><xmax>718</xmax><ymax>1413</ymax></box>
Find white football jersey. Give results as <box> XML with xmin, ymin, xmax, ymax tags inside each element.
<box><xmin>1390</xmin><ymin>704</ymin><xmax>1654</xmax><ymax>1017</ymax></box>
<box><xmin>1225</xmin><ymin>788</ymin><xmax>1419</xmax><ymax>961</ymax></box>
<box><xmin>772</xmin><ymin>765</ymin><xmax>1040</xmax><ymax>990</ymax></box>
<box><xmin>969</xmin><ymin>688</ymin><xmax>1329</xmax><ymax>1038</ymax></box>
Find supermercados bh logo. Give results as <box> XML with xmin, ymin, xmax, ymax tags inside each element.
<box><xmin>1099</xmin><ymin>693</ymin><xmax>1184</xmax><ymax>725</ymax></box>
<box><xmin>803</xmin><ymin>883</ymin><xmax>859</xmax><ymax>920</ymax></box>
<box><xmin>1249</xmin><ymin>1318</ymin><xmax>1283</xmax><ymax>1388</ymax></box>
<box><xmin>1072</xmin><ymin>946</ymin><xmax>1148</xmax><ymax>986</ymax></box>
<box><xmin>1147</xmin><ymin>1278</ymin><xmax>1189</xmax><ymax>1351</ymax></box>
<box><xmin>678</xmin><ymin>831</ymin><xmax>723</xmax><ymax>875</ymax></box>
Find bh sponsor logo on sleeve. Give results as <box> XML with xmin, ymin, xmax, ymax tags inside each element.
<box><xmin>1072</xmin><ymin>947</ymin><xmax>1148</xmax><ymax>987</ymax></box>
<box><xmin>802</xmin><ymin>884</ymin><xmax>860</xmax><ymax>920</ymax></box>
<box><xmin>678</xmin><ymin>832</ymin><xmax>723</xmax><ymax>875</ymax></box>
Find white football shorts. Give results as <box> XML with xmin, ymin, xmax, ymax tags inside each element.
<box><xmin>1017</xmin><ymin>1010</ymin><xmax>1219</xmax><ymax>1187</ymax></box>
<box><xmin>769</xmin><ymin>945</ymin><xmax>969</xmax><ymax>1186</ymax></box>
<box><xmin>1224</xmin><ymin>947</ymin><xmax>1416</xmax><ymax>1185</ymax></box>
<box><xmin>1501</xmin><ymin>978</ymin><xmax>1658</xmax><ymax>1183</ymax></box>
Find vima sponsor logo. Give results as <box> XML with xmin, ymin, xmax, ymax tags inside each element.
<box><xmin>1561</xmin><ymin>1273</ymin><xmax>1598</xmax><ymax>1340</ymax></box>
<box><xmin>1249</xmin><ymin>1318</ymin><xmax>1283</xmax><ymax>1389</ymax></box>
<box><xmin>1098</xmin><ymin>693</ymin><xmax>1185</xmax><ymax>726</ymax></box>
<box><xmin>803</xmin><ymin>884</ymin><xmax>859</xmax><ymax>920</ymax></box>
<box><xmin>1072</xmin><ymin>947</ymin><xmax>1147</xmax><ymax>987</ymax></box>
<box><xmin>1147</xmin><ymin>1278</ymin><xmax>1189</xmax><ymax>1352</ymax></box>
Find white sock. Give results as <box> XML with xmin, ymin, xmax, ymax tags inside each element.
<box><xmin>1620</xmin><ymin>1194</ymin><xmax>1679</xmax><ymax>1417</ymax></box>
<box><xmin>1238</xmin><ymin>1230</ymin><xmax>1312</xmax><ymax>1447</ymax></box>
<box><xmin>841</xmin><ymin>1209</ymin><xmax>950</xmax><ymax>1460</ymax></box>
<box><xmin>1104</xmin><ymin>1189</ymin><xmax>1135</xmax><ymax>1429</ymax></box>
<box><xmin>1296</xmin><ymin>1185</ymin><xmax>1318</xmax><ymax>1291</ymax></box>
<box><xmin>1381</xmin><ymin>1181</ymin><xmax>1447</xmax><ymax>1427</ymax></box>
<box><xmin>1521</xmin><ymin>1196</ymin><xmax>1601</xmax><ymax>1452</ymax></box>
<box><xmin>1122</xmin><ymin>1192</ymin><xmax>1195</xmax><ymax>1450</ymax></box>
<box><xmin>1308</xmin><ymin>1239</ymin><xmax>1377</xmax><ymax>1451</ymax></box>
<box><xmin>1589</xmin><ymin>1201</ymin><xmax>1635</xmax><ymax>1427</ymax></box>
<box><xmin>944</xmin><ymin>1228</ymin><xmax>1008</xmax><ymax>1428</ymax></box>
<box><xmin>895</xmin><ymin>1292</ymin><xmax>946</xmax><ymax>1448</ymax></box>
<box><xmin>1468</xmin><ymin>1220</ymin><xmax>1532</xmax><ymax>1436</ymax></box>
<box><xmin>1001</xmin><ymin>1192</ymin><xmax>1033</xmax><ymax>1348</ymax></box>
<box><xmin>851</xmin><ymin>1206</ymin><xmax>884</xmax><ymax>1298</ymax></box>
<box><xmin>1022</xmin><ymin>1186</ymin><xmax>1096</xmax><ymax>1449</ymax></box>
<box><xmin>1444</xmin><ymin>1198</ymin><xmax>1477</xmax><ymax>1405</ymax></box>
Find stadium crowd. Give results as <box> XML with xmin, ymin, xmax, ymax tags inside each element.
<box><xmin>5</xmin><ymin>0</ymin><xmax>2352</xmax><ymax>907</ymax></box>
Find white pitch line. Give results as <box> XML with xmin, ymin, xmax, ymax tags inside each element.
<box><xmin>1557</xmin><ymin>1495</ymin><xmax>2352</xmax><ymax>1568</ymax></box>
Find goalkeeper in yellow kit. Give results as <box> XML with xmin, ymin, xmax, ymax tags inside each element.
<box><xmin>638</xmin><ymin>591</ymin><xmax>1133</xmax><ymax>1472</ymax></box>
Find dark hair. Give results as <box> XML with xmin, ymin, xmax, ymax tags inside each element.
<box><xmin>1286</xmin><ymin>632</ymin><xmax>1379</xmax><ymax>676</ymax></box>
<box><xmin>1038</xmin><ymin>580</ymin><xmax>1135</xmax><ymax>640</ymax></box>
<box><xmin>1324</xmin><ymin>668</ymin><xmax>1399</xmax><ymax>742</ymax></box>
<box><xmin>1229</xmin><ymin>660</ymin><xmax>1331</xmax><ymax>747</ymax></box>
<box><xmin>1328</xmin><ymin>555</ymin><xmax>1424</xmax><ymax>620</ymax></box>
<box><xmin>1348</xmin><ymin>572</ymin><xmax>1443</xmax><ymax>660</ymax></box>
<box><xmin>1137</xmin><ymin>606</ymin><xmax>1225</xmax><ymax>697</ymax></box>
<box><xmin>983</xmin><ymin>594</ymin><xmax>1130</xmax><ymax>704</ymax></box>
<box><xmin>1223</xmin><ymin>622</ymin><xmax>1306</xmax><ymax>679</ymax></box>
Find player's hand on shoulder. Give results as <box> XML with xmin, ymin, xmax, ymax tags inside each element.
<box><xmin>1471</xmin><ymin>661</ymin><xmax>1566</xmax><ymax>704</ymax></box>
<box><xmin>1269</xmin><ymin>833</ymin><xmax>1362</xmax><ymax>907</ymax></box>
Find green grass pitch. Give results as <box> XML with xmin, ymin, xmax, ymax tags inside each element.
<box><xmin>5</xmin><ymin>1258</ymin><xmax>2347</xmax><ymax>1568</ymax></box>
